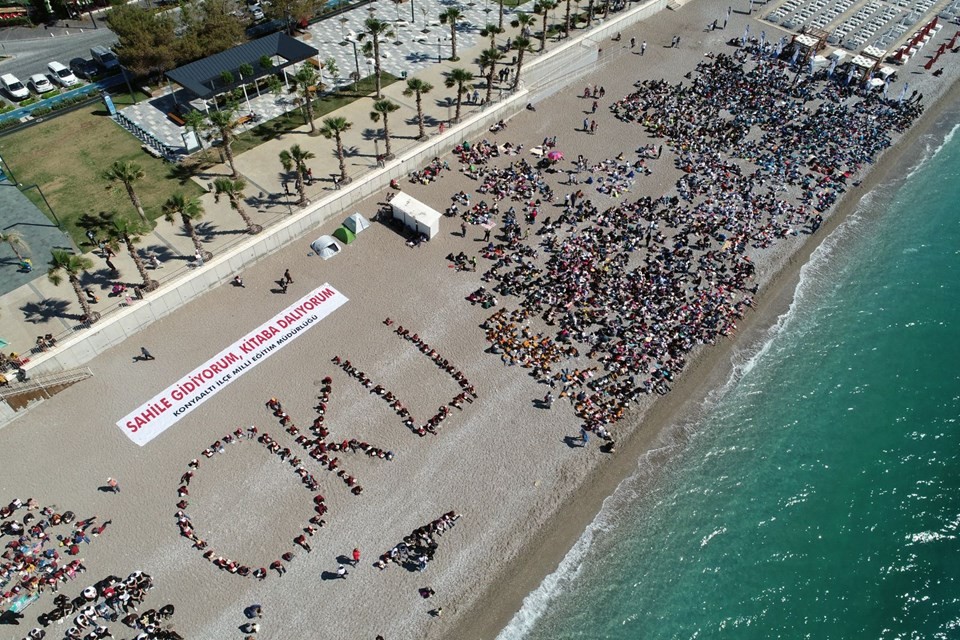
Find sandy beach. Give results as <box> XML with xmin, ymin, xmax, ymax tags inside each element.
<box><xmin>2</xmin><ymin>1</ymin><xmax>959</xmax><ymax>639</ymax></box>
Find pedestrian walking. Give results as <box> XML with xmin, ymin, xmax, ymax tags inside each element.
<box><xmin>232</xmin><ymin>275</ymin><xmax>245</xmax><ymax>288</ymax></box>
<box><xmin>106</xmin><ymin>477</ymin><xmax>120</xmax><ymax>493</ymax></box>
<box><xmin>279</xmin><ymin>280</ymin><xmax>288</xmax><ymax>294</ymax></box>
<box><xmin>194</xmin><ymin>250</ymin><xmax>204</xmax><ymax>266</ymax></box>
<box><xmin>460</xmin><ymin>222</ymin><xmax>467</xmax><ymax>237</ymax></box>
<box><xmin>84</xmin><ymin>287</ymin><xmax>99</xmax><ymax>303</ymax></box>
<box><xmin>283</xmin><ymin>269</ymin><xmax>294</xmax><ymax>284</ymax></box>
<box><xmin>140</xmin><ymin>347</ymin><xmax>155</xmax><ymax>361</ymax></box>
<box><xmin>483</xmin><ymin>227</ymin><xmax>492</xmax><ymax>242</ymax></box>
<box><xmin>336</xmin><ymin>564</ymin><xmax>348</xmax><ymax>579</ymax></box>
<box><xmin>630</xmin><ymin>36</ymin><xmax>636</xmax><ymax>48</ymax></box>
<box><xmin>352</xmin><ymin>548</ymin><xmax>361</xmax><ymax>566</ymax></box>
<box><xmin>580</xmin><ymin>427</ymin><xmax>590</xmax><ymax>446</ymax></box>
<box><xmin>583</xmin><ymin>117</ymin><xmax>589</xmax><ymax>131</ymax></box>
<box><xmin>591</xmin><ymin>100</ymin><xmax>598</xmax><ymax>113</ymax></box>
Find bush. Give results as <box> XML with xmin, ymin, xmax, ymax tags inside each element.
<box><xmin>19</xmin><ymin>97</ymin><xmax>37</xmax><ymax>107</ymax></box>
<box><xmin>31</xmin><ymin>106</ymin><xmax>52</xmax><ymax>117</ymax></box>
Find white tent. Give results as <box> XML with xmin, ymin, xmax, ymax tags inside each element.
<box><xmin>344</xmin><ymin>212</ymin><xmax>371</xmax><ymax>235</ymax></box>
<box><xmin>310</xmin><ymin>235</ymin><xmax>342</xmax><ymax>260</ymax></box>
<box><xmin>390</xmin><ymin>191</ymin><xmax>441</xmax><ymax>240</ymax></box>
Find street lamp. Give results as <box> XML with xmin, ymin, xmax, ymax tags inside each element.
<box><xmin>349</xmin><ymin>38</ymin><xmax>361</xmax><ymax>91</ymax></box>
<box><xmin>18</xmin><ymin>184</ymin><xmax>62</xmax><ymax>228</ymax></box>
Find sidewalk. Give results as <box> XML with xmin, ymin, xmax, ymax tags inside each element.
<box><xmin>0</xmin><ymin>3</ymin><xmax>580</xmax><ymax>362</ymax></box>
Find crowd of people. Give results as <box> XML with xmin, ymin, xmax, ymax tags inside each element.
<box><xmin>374</xmin><ymin>512</ymin><xmax>462</xmax><ymax>572</ymax></box>
<box><xmin>265</xmin><ymin>390</ymin><xmax>389</xmax><ymax>493</ymax></box>
<box><xmin>1</xmin><ymin>499</ymin><xmax>104</xmax><ymax>611</ymax></box>
<box><xmin>332</xmin><ymin>323</ymin><xmax>477</xmax><ymax>437</ymax></box>
<box><xmin>175</xmin><ymin>428</ymin><xmax>334</xmax><ymax>581</ymax></box>
<box><xmin>420</xmin><ymin>43</ymin><xmax>923</xmax><ymax>443</ymax></box>
<box><xmin>23</xmin><ymin>571</ymin><xmax>179</xmax><ymax>640</ymax></box>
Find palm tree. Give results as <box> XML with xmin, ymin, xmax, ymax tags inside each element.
<box><xmin>512</xmin><ymin>36</ymin><xmax>534</xmax><ymax>90</ymax></box>
<box><xmin>278</xmin><ymin>144</ymin><xmax>316</xmax><ymax>206</ymax></box>
<box><xmin>0</xmin><ymin>231</ymin><xmax>29</xmax><ymax>261</ymax></box>
<box><xmin>498</xmin><ymin>0</ymin><xmax>506</xmax><ymax>29</ymax></box>
<box><xmin>444</xmin><ymin>68</ymin><xmax>474</xmax><ymax>122</ymax></box>
<box><xmin>480</xmin><ymin>23</ymin><xmax>504</xmax><ymax>49</ymax></box>
<box><xmin>511</xmin><ymin>11</ymin><xmax>536</xmax><ymax>38</ymax></box>
<box><xmin>319</xmin><ymin>117</ymin><xmax>353</xmax><ymax>184</ymax></box>
<box><xmin>439</xmin><ymin>7</ymin><xmax>463</xmax><ymax>60</ymax></box>
<box><xmin>403</xmin><ymin>78</ymin><xmax>434</xmax><ymax>140</ymax></box>
<box><xmin>293</xmin><ymin>65</ymin><xmax>319</xmax><ymax>135</ymax></box>
<box><xmin>370</xmin><ymin>99</ymin><xmax>400</xmax><ymax>159</ymax></box>
<box><xmin>586</xmin><ymin>0</ymin><xmax>594</xmax><ymax>26</ymax></box>
<box><xmin>359</xmin><ymin>18</ymin><xmax>394</xmax><ymax>99</ymax></box>
<box><xmin>213</xmin><ymin>177</ymin><xmax>261</xmax><ymax>233</ymax></box>
<box><xmin>47</xmin><ymin>249</ymin><xmax>96</xmax><ymax>323</ymax></box>
<box><xmin>97</xmin><ymin>212</ymin><xmax>157</xmax><ymax>291</ymax></box>
<box><xmin>478</xmin><ymin>47</ymin><xmax>503</xmax><ymax>103</ymax></box>
<box><xmin>534</xmin><ymin>0</ymin><xmax>557</xmax><ymax>51</ymax></box>
<box><xmin>162</xmin><ymin>193</ymin><xmax>209</xmax><ymax>261</ymax></box>
<box><xmin>207</xmin><ymin>106</ymin><xmax>240</xmax><ymax>178</ymax></box>
<box><xmin>102</xmin><ymin>161</ymin><xmax>148</xmax><ymax>223</ymax></box>
<box><xmin>563</xmin><ymin>0</ymin><xmax>573</xmax><ymax>36</ymax></box>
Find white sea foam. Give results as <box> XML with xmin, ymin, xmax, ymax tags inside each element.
<box><xmin>496</xmin><ymin>446</ymin><xmax>674</xmax><ymax>639</ymax></box>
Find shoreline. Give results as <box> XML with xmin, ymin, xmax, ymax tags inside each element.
<box><xmin>449</xmin><ymin>52</ymin><xmax>960</xmax><ymax>640</ymax></box>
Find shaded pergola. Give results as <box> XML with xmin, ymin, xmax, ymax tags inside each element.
<box><xmin>165</xmin><ymin>33</ymin><xmax>319</xmax><ymax>104</ymax></box>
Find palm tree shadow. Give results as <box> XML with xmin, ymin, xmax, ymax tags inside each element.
<box><xmin>194</xmin><ymin>221</ymin><xmax>245</xmax><ymax>240</ymax></box>
<box><xmin>20</xmin><ymin>299</ymin><xmax>74</xmax><ymax>324</ymax></box>
<box><xmin>342</xmin><ymin>145</ymin><xmax>361</xmax><ymax>158</ymax></box>
<box><xmin>405</xmin><ymin>52</ymin><xmax>434</xmax><ymax>63</ymax></box>
<box><xmin>168</xmin><ymin>163</ymin><xmax>201</xmax><ymax>186</ymax></box>
<box><xmin>141</xmin><ymin>244</ymin><xmax>182</xmax><ymax>262</ymax></box>
<box><xmin>361</xmin><ymin>127</ymin><xmax>383</xmax><ymax>141</ymax></box>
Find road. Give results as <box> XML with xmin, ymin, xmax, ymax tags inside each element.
<box><xmin>0</xmin><ymin>28</ymin><xmax>117</xmax><ymax>82</ymax></box>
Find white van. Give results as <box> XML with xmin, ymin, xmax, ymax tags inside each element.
<box><xmin>48</xmin><ymin>61</ymin><xmax>79</xmax><ymax>87</ymax></box>
<box><xmin>1</xmin><ymin>73</ymin><xmax>29</xmax><ymax>100</ymax></box>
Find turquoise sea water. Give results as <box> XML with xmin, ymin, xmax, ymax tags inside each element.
<box><xmin>499</xmin><ymin>110</ymin><xmax>960</xmax><ymax>639</ymax></box>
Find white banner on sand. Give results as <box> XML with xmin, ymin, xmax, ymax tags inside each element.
<box><xmin>117</xmin><ymin>284</ymin><xmax>348</xmax><ymax>446</ymax></box>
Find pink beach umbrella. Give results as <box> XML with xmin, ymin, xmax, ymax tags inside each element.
<box><xmin>547</xmin><ymin>150</ymin><xmax>564</xmax><ymax>162</ymax></box>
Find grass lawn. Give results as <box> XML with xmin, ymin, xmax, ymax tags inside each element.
<box><xmin>0</xmin><ymin>91</ymin><xmax>205</xmax><ymax>250</ymax></box>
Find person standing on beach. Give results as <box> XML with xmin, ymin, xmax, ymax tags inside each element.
<box><xmin>580</xmin><ymin>427</ymin><xmax>590</xmax><ymax>446</ymax></box>
<box><xmin>283</xmin><ymin>269</ymin><xmax>294</xmax><ymax>285</ymax></box>
<box><xmin>351</xmin><ymin>548</ymin><xmax>361</xmax><ymax>566</ymax></box>
<box><xmin>336</xmin><ymin>564</ymin><xmax>348</xmax><ymax>579</ymax></box>
<box><xmin>641</xmin><ymin>40</ymin><xmax>647</xmax><ymax>55</ymax></box>
<box><xmin>140</xmin><ymin>347</ymin><xmax>155</xmax><ymax>361</ymax></box>
<box><xmin>106</xmin><ymin>477</ymin><xmax>120</xmax><ymax>493</ymax></box>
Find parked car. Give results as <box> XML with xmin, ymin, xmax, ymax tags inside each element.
<box><xmin>1</xmin><ymin>73</ymin><xmax>29</xmax><ymax>100</ymax></box>
<box><xmin>28</xmin><ymin>74</ymin><xmax>55</xmax><ymax>94</ymax></box>
<box><xmin>90</xmin><ymin>45</ymin><xmax>119</xmax><ymax>71</ymax></box>
<box><xmin>249</xmin><ymin>3</ymin><xmax>265</xmax><ymax>20</ymax></box>
<box><xmin>48</xmin><ymin>61</ymin><xmax>79</xmax><ymax>87</ymax></box>
<box><xmin>70</xmin><ymin>58</ymin><xmax>99</xmax><ymax>80</ymax></box>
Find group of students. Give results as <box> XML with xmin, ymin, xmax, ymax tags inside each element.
<box><xmin>176</xmin><ymin>424</ymin><xmax>347</xmax><ymax>581</ymax></box>
<box><xmin>331</xmin><ymin>323</ymin><xmax>477</xmax><ymax>437</ymax></box>
<box><xmin>374</xmin><ymin>512</ymin><xmax>462</xmax><ymax>572</ymax></box>
<box><xmin>395</xmin><ymin>41</ymin><xmax>924</xmax><ymax>448</ymax></box>
<box><xmin>265</xmin><ymin>391</ymin><xmax>383</xmax><ymax>494</ymax></box>
<box><xmin>1</xmin><ymin>499</ymin><xmax>103</xmax><ymax>609</ymax></box>
<box><xmin>24</xmin><ymin>571</ymin><xmax>177</xmax><ymax>640</ymax></box>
